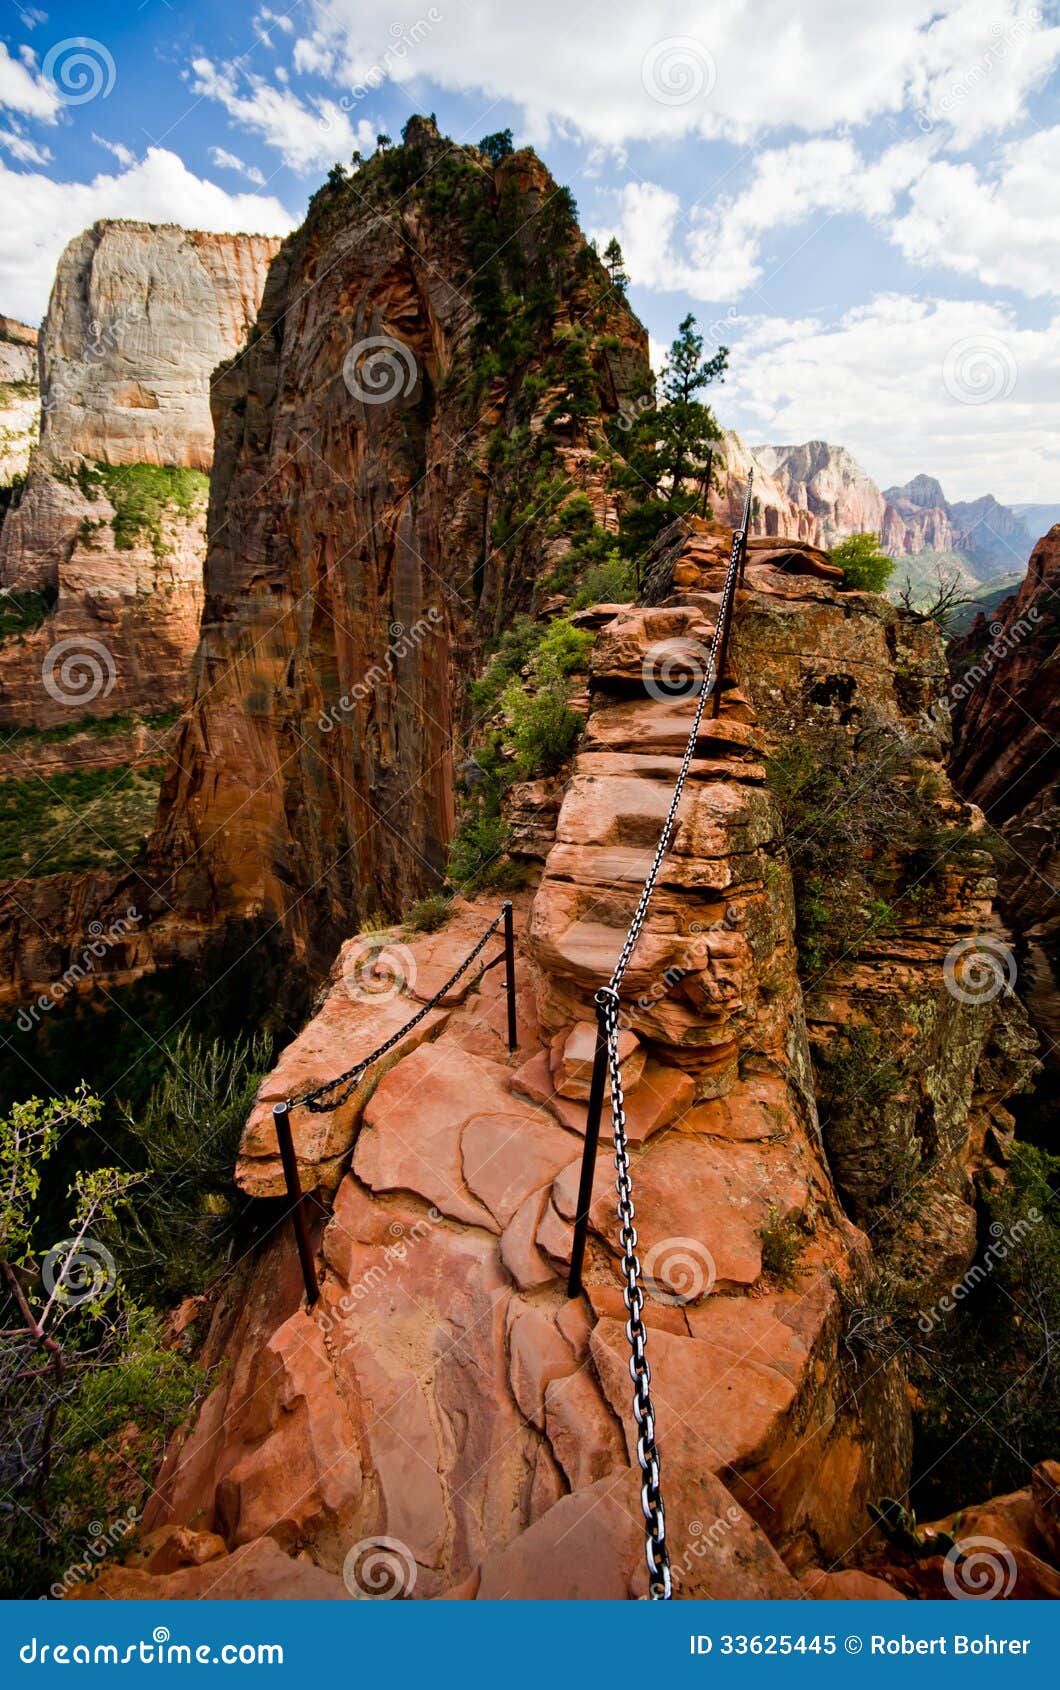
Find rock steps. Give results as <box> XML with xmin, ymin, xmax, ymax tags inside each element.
<box><xmin>87</xmin><ymin>525</ymin><xmax>911</xmax><ymax>1600</ymax></box>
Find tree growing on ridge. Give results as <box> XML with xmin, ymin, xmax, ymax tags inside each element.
<box><xmin>611</xmin><ymin>313</ymin><xmax>728</xmax><ymax>555</ymax></box>
<box><xmin>603</xmin><ymin>236</ymin><xmax>628</xmax><ymax>294</ymax></box>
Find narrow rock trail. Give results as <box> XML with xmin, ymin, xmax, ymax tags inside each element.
<box><xmin>80</xmin><ymin>522</ymin><xmax>911</xmax><ymax>1600</ymax></box>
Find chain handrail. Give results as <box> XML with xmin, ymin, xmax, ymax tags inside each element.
<box><xmin>572</xmin><ymin>475</ymin><xmax>753</xmax><ymax>1603</ymax></box>
<box><xmin>289</xmin><ymin>904</ymin><xmax>512</xmax><ymax>1113</ymax></box>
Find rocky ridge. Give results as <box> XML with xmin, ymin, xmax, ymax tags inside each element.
<box><xmin>78</xmin><ymin>518</ymin><xmax>1041</xmax><ymax>1601</ymax></box>
<box><xmin>0</xmin><ymin>316</ymin><xmax>39</xmax><ymax>490</ymax></box>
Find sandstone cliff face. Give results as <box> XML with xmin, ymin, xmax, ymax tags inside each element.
<box><xmin>714</xmin><ymin>432</ymin><xmax>822</xmax><ymax>543</ymax></box>
<box><xmin>759</xmin><ymin>445</ymin><xmax>1033</xmax><ymax>578</ymax></box>
<box><xmin>949</xmin><ymin>526</ymin><xmax>1060</xmax><ymax>1108</ymax></box>
<box><xmin>150</xmin><ymin>120</ymin><xmax>649</xmax><ymax>967</ymax></box>
<box><xmin>0</xmin><ymin>317</ymin><xmax>38</xmax><ymax>490</ymax></box>
<box><xmin>0</xmin><ymin>222</ymin><xmax>279</xmax><ymax>734</ymax></box>
<box><xmin>756</xmin><ymin>440</ymin><xmax>886</xmax><ymax>548</ymax></box>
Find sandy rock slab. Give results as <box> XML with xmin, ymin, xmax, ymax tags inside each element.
<box><xmin>354</xmin><ymin>1042</ymin><xmax>579</xmax><ymax>1232</ymax></box>
<box><xmin>69</xmin><ymin>1536</ymin><xmax>350</xmax><ymax>1600</ymax></box>
<box><xmin>464</xmin><ymin>1464</ymin><xmax>800</xmax><ymax>1600</ymax></box>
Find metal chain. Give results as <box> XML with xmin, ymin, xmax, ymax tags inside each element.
<box><xmin>611</xmin><ymin>476</ymin><xmax>752</xmax><ymax>996</ymax></box>
<box><xmin>598</xmin><ymin>982</ymin><xmax>671</xmax><ymax>1599</ymax></box>
<box><xmin>601</xmin><ymin>477</ymin><xmax>752</xmax><ymax>1600</ymax></box>
<box><xmin>291</xmin><ymin>907</ymin><xmax>509</xmax><ymax>1112</ymax></box>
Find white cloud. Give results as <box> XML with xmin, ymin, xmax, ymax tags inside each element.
<box><xmin>92</xmin><ymin>134</ymin><xmax>135</xmax><ymax>167</ymax></box>
<box><xmin>189</xmin><ymin>56</ymin><xmax>357</xmax><ymax>173</ymax></box>
<box><xmin>891</xmin><ymin>126</ymin><xmax>1060</xmax><ymax>298</ymax></box>
<box><xmin>293</xmin><ymin>0</ymin><xmax>1060</xmax><ymax>147</ymax></box>
<box><xmin>725</xmin><ymin>294</ymin><xmax>1060</xmax><ymax>503</ymax></box>
<box><xmin>596</xmin><ymin>138</ymin><xmax>929</xmax><ymax>303</ymax></box>
<box><xmin>0</xmin><ymin>40</ymin><xmax>60</xmax><ymax>121</ymax></box>
<box><xmin>210</xmin><ymin>145</ymin><xmax>267</xmax><ymax>187</ymax></box>
<box><xmin>0</xmin><ymin>146</ymin><xmax>295</xmax><ymax>324</ymax></box>
<box><xmin>254</xmin><ymin>8</ymin><xmax>297</xmax><ymax>47</ymax></box>
<box><xmin>0</xmin><ymin>123</ymin><xmax>51</xmax><ymax>166</ymax></box>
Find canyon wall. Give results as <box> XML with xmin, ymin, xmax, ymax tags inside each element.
<box><xmin>0</xmin><ymin>221</ymin><xmax>280</xmax><ymax>738</ymax></box>
<box><xmin>948</xmin><ymin>526</ymin><xmax>1060</xmax><ymax>1092</ymax></box>
<box><xmin>0</xmin><ymin>316</ymin><xmax>39</xmax><ymax>490</ymax></box>
<box><xmin>150</xmin><ymin>119</ymin><xmax>650</xmax><ymax>969</ymax></box>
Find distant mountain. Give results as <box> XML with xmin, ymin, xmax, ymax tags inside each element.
<box><xmin>1012</xmin><ymin>503</ymin><xmax>1060</xmax><ymax>537</ymax></box>
<box><xmin>757</xmin><ymin>439</ymin><xmax>1039</xmax><ymax>589</ymax></box>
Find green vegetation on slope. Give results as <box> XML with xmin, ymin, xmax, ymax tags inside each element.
<box><xmin>0</xmin><ymin>762</ymin><xmax>166</xmax><ymax>878</ymax></box>
<box><xmin>75</xmin><ymin>462</ymin><xmax>209</xmax><ymax>558</ymax></box>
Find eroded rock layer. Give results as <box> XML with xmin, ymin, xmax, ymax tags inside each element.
<box><xmin>0</xmin><ymin>221</ymin><xmax>279</xmax><ymax>732</ymax></box>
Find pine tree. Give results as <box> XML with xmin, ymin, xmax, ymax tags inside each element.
<box><xmin>603</xmin><ymin>236</ymin><xmax>628</xmax><ymax>294</ymax></box>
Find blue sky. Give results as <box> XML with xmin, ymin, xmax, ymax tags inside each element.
<box><xmin>1</xmin><ymin>0</ymin><xmax>1059</xmax><ymax>501</ymax></box>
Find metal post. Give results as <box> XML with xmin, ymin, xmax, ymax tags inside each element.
<box><xmin>502</xmin><ymin>900</ymin><xmax>518</xmax><ymax>1053</ymax></box>
<box><xmin>273</xmin><ymin>1101</ymin><xmax>319</xmax><ymax>1307</ymax></box>
<box><xmin>566</xmin><ymin>996</ymin><xmax>611</xmax><ymax>1298</ymax></box>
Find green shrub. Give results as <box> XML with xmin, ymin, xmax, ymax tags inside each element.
<box><xmin>112</xmin><ymin>1029</ymin><xmax>271</xmax><ymax>1304</ymax></box>
<box><xmin>758</xmin><ymin>1206</ymin><xmax>806</xmax><ymax>1288</ymax></box>
<box><xmin>447</xmin><ymin>810</ymin><xmax>514</xmax><ymax>891</ymax></box>
<box><xmin>830</xmin><ymin>532</ymin><xmax>895</xmax><ymax>593</ymax></box>
<box><xmin>0</xmin><ymin>584</ymin><xmax>57</xmax><ymax>638</ymax></box>
<box><xmin>0</xmin><ymin>761</ymin><xmax>166</xmax><ymax>878</ymax></box>
<box><xmin>569</xmin><ymin>549</ymin><xmax>636</xmax><ymax>610</ymax></box>
<box><xmin>404</xmin><ymin>892</ymin><xmax>453</xmax><ymax>933</ymax></box>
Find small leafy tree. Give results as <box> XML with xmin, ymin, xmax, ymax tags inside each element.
<box><xmin>479</xmin><ymin>128</ymin><xmax>514</xmax><ymax>163</ymax></box>
<box><xmin>830</xmin><ymin>532</ymin><xmax>895</xmax><ymax>593</ymax></box>
<box><xmin>0</xmin><ymin>1089</ymin><xmax>199</xmax><ymax>1593</ymax></box>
